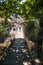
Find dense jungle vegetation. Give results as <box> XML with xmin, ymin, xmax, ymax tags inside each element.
<box><xmin>0</xmin><ymin>0</ymin><xmax>43</xmax><ymax>62</ymax></box>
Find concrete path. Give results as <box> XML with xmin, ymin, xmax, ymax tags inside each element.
<box><xmin>0</xmin><ymin>26</ymin><xmax>41</xmax><ymax>65</ymax></box>
<box><xmin>3</xmin><ymin>38</ymin><xmax>32</xmax><ymax>65</ymax></box>
<box><xmin>15</xmin><ymin>27</ymin><xmax>24</xmax><ymax>39</ymax></box>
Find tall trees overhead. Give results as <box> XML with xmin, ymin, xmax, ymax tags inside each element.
<box><xmin>0</xmin><ymin>0</ymin><xmax>43</xmax><ymax>19</ymax></box>
<box><xmin>20</xmin><ymin>0</ymin><xmax>43</xmax><ymax>19</ymax></box>
<box><xmin>0</xmin><ymin>0</ymin><xmax>43</xmax><ymax>61</ymax></box>
<box><xmin>20</xmin><ymin>0</ymin><xmax>43</xmax><ymax>60</ymax></box>
<box><xmin>0</xmin><ymin>0</ymin><xmax>22</xmax><ymax>18</ymax></box>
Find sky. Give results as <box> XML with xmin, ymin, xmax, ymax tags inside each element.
<box><xmin>0</xmin><ymin>0</ymin><xmax>8</xmax><ymax>2</ymax></box>
<box><xmin>21</xmin><ymin>0</ymin><xmax>26</xmax><ymax>4</ymax></box>
<box><xmin>0</xmin><ymin>0</ymin><xmax>26</xmax><ymax>3</ymax></box>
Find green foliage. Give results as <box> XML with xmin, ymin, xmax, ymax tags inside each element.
<box><xmin>19</xmin><ymin>0</ymin><xmax>43</xmax><ymax>45</ymax></box>
<box><xmin>0</xmin><ymin>24</ymin><xmax>5</xmax><ymax>35</ymax></box>
<box><xmin>0</xmin><ymin>0</ymin><xmax>21</xmax><ymax>18</ymax></box>
<box><xmin>24</xmin><ymin>17</ymin><xmax>40</xmax><ymax>42</ymax></box>
<box><xmin>0</xmin><ymin>0</ymin><xmax>43</xmax><ymax>41</ymax></box>
<box><xmin>0</xmin><ymin>0</ymin><xmax>42</xmax><ymax>60</ymax></box>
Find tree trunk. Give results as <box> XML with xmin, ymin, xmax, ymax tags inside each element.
<box><xmin>37</xmin><ymin>17</ymin><xmax>43</xmax><ymax>59</ymax></box>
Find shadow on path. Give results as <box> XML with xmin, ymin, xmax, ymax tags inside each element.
<box><xmin>2</xmin><ymin>38</ymin><xmax>32</xmax><ymax>65</ymax></box>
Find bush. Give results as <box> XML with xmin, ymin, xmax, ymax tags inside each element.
<box><xmin>0</xmin><ymin>24</ymin><xmax>9</xmax><ymax>43</ymax></box>
<box><xmin>25</xmin><ymin>20</ymin><xmax>40</xmax><ymax>42</ymax></box>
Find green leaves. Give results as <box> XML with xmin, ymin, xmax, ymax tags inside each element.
<box><xmin>0</xmin><ymin>0</ymin><xmax>22</xmax><ymax>18</ymax></box>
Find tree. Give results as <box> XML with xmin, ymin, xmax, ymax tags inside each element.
<box><xmin>0</xmin><ymin>0</ymin><xmax>22</xmax><ymax>25</ymax></box>
<box><xmin>19</xmin><ymin>0</ymin><xmax>43</xmax><ymax>60</ymax></box>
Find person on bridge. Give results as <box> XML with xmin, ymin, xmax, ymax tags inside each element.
<box><xmin>19</xmin><ymin>25</ymin><xmax>21</xmax><ymax>32</ymax></box>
